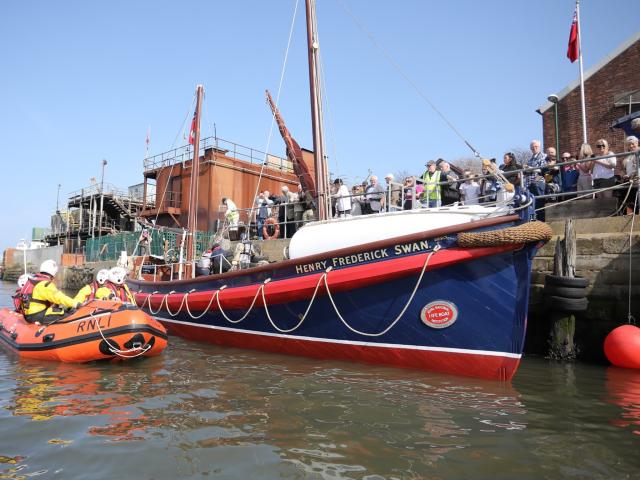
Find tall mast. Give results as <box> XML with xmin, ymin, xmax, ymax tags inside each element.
<box><xmin>305</xmin><ymin>0</ymin><xmax>329</xmax><ymax>220</ymax></box>
<box><xmin>186</xmin><ymin>84</ymin><xmax>204</xmax><ymax>276</ymax></box>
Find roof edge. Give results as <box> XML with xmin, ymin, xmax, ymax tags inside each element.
<box><xmin>538</xmin><ymin>31</ymin><xmax>640</xmax><ymax>114</ymax></box>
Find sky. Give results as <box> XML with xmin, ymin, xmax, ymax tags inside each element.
<box><xmin>0</xmin><ymin>0</ymin><xmax>638</xmax><ymax>252</ymax></box>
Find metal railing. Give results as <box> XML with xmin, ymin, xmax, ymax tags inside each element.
<box><xmin>143</xmin><ymin>136</ymin><xmax>293</xmax><ymax>173</ymax></box>
<box><xmin>144</xmin><ymin>191</ymin><xmax>181</xmax><ymax>210</ymax></box>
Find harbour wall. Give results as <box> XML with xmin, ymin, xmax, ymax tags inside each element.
<box><xmin>526</xmin><ymin>215</ymin><xmax>639</xmax><ymax>362</ymax></box>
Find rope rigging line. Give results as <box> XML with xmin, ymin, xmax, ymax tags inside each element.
<box><xmin>246</xmin><ymin>0</ymin><xmax>301</xmax><ymax>233</ymax></box>
<box><xmin>534</xmin><ymin>180</ymin><xmax>632</xmax><ymax>212</ymax></box>
<box><xmin>152</xmin><ymin>93</ymin><xmax>197</xmax><ymax>227</ymax></box>
<box><xmin>323</xmin><ymin>246</ymin><xmax>440</xmax><ymax>336</ymax></box>
<box><xmin>183</xmin><ymin>288</ymin><xmax>219</xmax><ymax>320</ymax></box>
<box><xmin>139</xmin><ymin>245</ymin><xmax>439</xmax><ymax>337</ymax></box>
<box><xmin>335</xmin><ymin>0</ymin><xmax>481</xmax><ymax>157</ymax></box>
<box><xmin>317</xmin><ymin>41</ymin><xmax>343</xmax><ymax>188</ymax></box>
<box><xmin>628</xmin><ymin>189</ymin><xmax>638</xmax><ymax>325</ymax></box>
<box><xmin>215</xmin><ymin>283</ymin><xmax>265</xmax><ymax>324</ymax></box>
<box><xmin>164</xmin><ymin>290</ymin><xmax>188</xmax><ymax>317</ymax></box>
<box><xmin>260</xmin><ymin>272</ymin><xmax>328</xmax><ymax>333</ymax></box>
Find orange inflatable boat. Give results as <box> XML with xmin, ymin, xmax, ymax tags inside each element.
<box><xmin>0</xmin><ymin>300</ymin><xmax>167</xmax><ymax>362</ymax></box>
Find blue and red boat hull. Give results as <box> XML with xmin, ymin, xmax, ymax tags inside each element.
<box><xmin>131</xmin><ymin>215</ymin><xmax>541</xmax><ymax>380</ymax></box>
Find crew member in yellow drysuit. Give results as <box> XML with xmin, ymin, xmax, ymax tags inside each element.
<box><xmin>23</xmin><ymin>260</ymin><xmax>79</xmax><ymax>323</ymax></box>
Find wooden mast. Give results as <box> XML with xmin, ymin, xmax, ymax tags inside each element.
<box><xmin>305</xmin><ymin>0</ymin><xmax>329</xmax><ymax>220</ymax></box>
<box><xmin>185</xmin><ymin>84</ymin><xmax>204</xmax><ymax>277</ymax></box>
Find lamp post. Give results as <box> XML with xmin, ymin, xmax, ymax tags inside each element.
<box><xmin>56</xmin><ymin>183</ymin><xmax>62</xmax><ymax>213</ymax></box>
<box><xmin>99</xmin><ymin>159</ymin><xmax>107</xmax><ymax>236</ymax></box>
<box><xmin>547</xmin><ymin>95</ymin><xmax>560</xmax><ymax>155</ymax></box>
<box><xmin>547</xmin><ymin>94</ymin><xmax>563</xmax><ymax>187</ymax></box>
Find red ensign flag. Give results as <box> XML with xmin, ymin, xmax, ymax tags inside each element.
<box><xmin>188</xmin><ymin>114</ymin><xmax>196</xmax><ymax>145</ymax></box>
<box><xmin>567</xmin><ymin>10</ymin><xmax>579</xmax><ymax>63</ymax></box>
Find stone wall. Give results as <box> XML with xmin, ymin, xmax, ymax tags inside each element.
<box><xmin>526</xmin><ymin>215</ymin><xmax>640</xmax><ymax>362</ymax></box>
<box><xmin>58</xmin><ymin>261</ymin><xmax>117</xmax><ymax>291</ymax></box>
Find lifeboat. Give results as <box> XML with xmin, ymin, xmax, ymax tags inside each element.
<box><xmin>0</xmin><ymin>300</ymin><xmax>167</xmax><ymax>362</ymax></box>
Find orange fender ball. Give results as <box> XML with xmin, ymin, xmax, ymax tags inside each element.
<box><xmin>604</xmin><ymin>325</ymin><xmax>640</xmax><ymax>369</ymax></box>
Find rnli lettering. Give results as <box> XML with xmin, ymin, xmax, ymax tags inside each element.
<box><xmin>394</xmin><ymin>240</ymin><xmax>430</xmax><ymax>255</ymax></box>
<box><xmin>76</xmin><ymin>316</ymin><xmax>111</xmax><ymax>333</ymax></box>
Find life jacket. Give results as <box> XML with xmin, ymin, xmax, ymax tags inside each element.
<box><xmin>13</xmin><ymin>273</ymin><xmax>52</xmax><ymax>314</ymax></box>
<box><xmin>106</xmin><ymin>282</ymin><xmax>133</xmax><ymax>303</ymax></box>
<box><xmin>83</xmin><ymin>281</ymin><xmax>101</xmax><ymax>302</ymax></box>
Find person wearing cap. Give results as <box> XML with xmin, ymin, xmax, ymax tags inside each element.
<box><xmin>420</xmin><ymin>160</ymin><xmax>442</xmax><ymax>208</ymax></box>
<box><xmin>332</xmin><ymin>178</ymin><xmax>352</xmax><ymax>218</ymax></box>
<box><xmin>23</xmin><ymin>260</ymin><xmax>79</xmax><ymax>323</ymax></box>
<box><xmin>383</xmin><ymin>173</ymin><xmax>401</xmax><ymax>212</ymax></box>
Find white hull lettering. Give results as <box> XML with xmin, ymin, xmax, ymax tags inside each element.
<box><xmin>295</xmin><ymin>260</ymin><xmax>328</xmax><ymax>275</ymax></box>
<box><xmin>394</xmin><ymin>240</ymin><xmax>430</xmax><ymax>255</ymax></box>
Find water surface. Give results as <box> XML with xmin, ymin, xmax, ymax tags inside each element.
<box><xmin>0</xmin><ymin>280</ymin><xmax>638</xmax><ymax>479</ymax></box>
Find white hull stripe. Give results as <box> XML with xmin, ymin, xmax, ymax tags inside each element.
<box><xmin>155</xmin><ymin>316</ymin><xmax>522</xmax><ymax>360</ymax></box>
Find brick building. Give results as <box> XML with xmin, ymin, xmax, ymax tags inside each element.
<box><xmin>539</xmin><ymin>32</ymin><xmax>640</xmax><ymax>160</ymax></box>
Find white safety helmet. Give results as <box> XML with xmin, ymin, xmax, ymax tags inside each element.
<box><xmin>108</xmin><ymin>267</ymin><xmax>127</xmax><ymax>285</ymax></box>
<box><xmin>96</xmin><ymin>269</ymin><xmax>110</xmax><ymax>285</ymax></box>
<box><xmin>17</xmin><ymin>274</ymin><xmax>30</xmax><ymax>288</ymax></box>
<box><xmin>40</xmin><ymin>259</ymin><xmax>59</xmax><ymax>277</ymax></box>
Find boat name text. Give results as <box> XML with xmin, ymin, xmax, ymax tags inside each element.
<box><xmin>294</xmin><ymin>240</ymin><xmax>431</xmax><ymax>275</ymax></box>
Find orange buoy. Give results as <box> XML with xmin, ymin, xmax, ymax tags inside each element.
<box><xmin>604</xmin><ymin>325</ymin><xmax>640</xmax><ymax>369</ymax></box>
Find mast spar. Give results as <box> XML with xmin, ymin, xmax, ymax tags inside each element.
<box><xmin>305</xmin><ymin>0</ymin><xmax>330</xmax><ymax>221</ymax></box>
<box><xmin>186</xmin><ymin>84</ymin><xmax>204</xmax><ymax>277</ymax></box>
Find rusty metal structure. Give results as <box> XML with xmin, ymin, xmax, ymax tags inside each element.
<box><xmin>139</xmin><ymin>136</ymin><xmax>300</xmax><ymax>233</ymax></box>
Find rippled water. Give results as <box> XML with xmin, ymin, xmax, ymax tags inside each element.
<box><xmin>0</xmin><ymin>280</ymin><xmax>638</xmax><ymax>479</ymax></box>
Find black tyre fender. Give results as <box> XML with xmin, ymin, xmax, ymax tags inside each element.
<box><xmin>545</xmin><ymin>275</ymin><xmax>590</xmax><ymax>288</ymax></box>
<box><xmin>548</xmin><ymin>295</ymin><xmax>589</xmax><ymax>312</ymax></box>
<box><xmin>544</xmin><ymin>285</ymin><xmax>587</xmax><ymax>299</ymax></box>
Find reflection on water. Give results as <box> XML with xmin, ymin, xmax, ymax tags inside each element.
<box><xmin>0</xmin><ymin>279</ymin><xmax>639</xmax><ymax>478</ymax></box>
<box><xmin>605</xmin><ymin>367</ymin><xmax>640</xmax><ymax>435</ymax></box>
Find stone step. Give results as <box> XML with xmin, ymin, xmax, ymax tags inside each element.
<box><xmin>547</xmin><ymin>213</ymin><xmax>640</xmax><ymax>235</ymax></box>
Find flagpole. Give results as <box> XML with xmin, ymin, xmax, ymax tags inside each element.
<box><xmin>145</xmin><ymin>125</ymin><xmax>151</xmax><ymax>159</ymax></box>
<box><xmin>576</xmin><ymin>0</ymin><xmax>588</xmax><ymax>144</ymax></box>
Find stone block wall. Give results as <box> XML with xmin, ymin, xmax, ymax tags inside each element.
<box><xmin>527</xmin><ymin>217</ymin><xmax>640</xmax><ymax>363</ymax></box>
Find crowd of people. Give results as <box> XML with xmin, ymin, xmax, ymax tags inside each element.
<box><xmin>13</xmin><ymin>261</ymin><xmax>136</xmax><ymax>323</ymax></box>
<box><xmin>223</xmin><ymin>135</ymin><xmax>639</xmax><ymax>240</ymax></box>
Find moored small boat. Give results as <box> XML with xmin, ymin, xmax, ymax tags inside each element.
<box><xmin>0</xmin><ymin>300</ymin><xmax>167</xmax><ymax>362</ymax></box>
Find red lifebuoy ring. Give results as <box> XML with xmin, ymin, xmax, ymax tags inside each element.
<box><xmin>262</xmin><ymin>218</ymin><xmax>280</xmax><ymax>240</ymax></box>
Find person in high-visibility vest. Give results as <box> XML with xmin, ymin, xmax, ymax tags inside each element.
<box><xmin>421</xmin><ymin>160</ymin><xmax>442</xmax><ymax>208</ymax></box>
